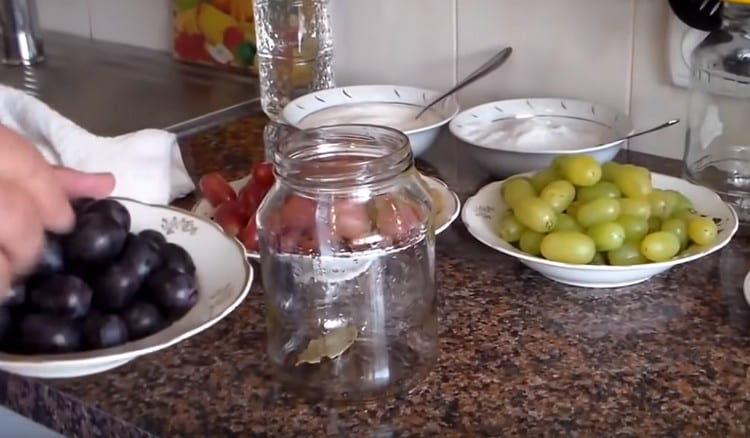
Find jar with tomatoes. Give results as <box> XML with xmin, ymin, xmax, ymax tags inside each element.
<box><xmin>257</xmin><ymin>124</ymin><xmax>437</xmax><ymax>401</ymax></box>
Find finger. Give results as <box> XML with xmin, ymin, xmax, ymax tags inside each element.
<box><xmin>0</xmin><ymin>180</ymin><xmax>46</xmax><ymax>277</ymax></box>
<box><xmin>52</xmin><ymin>167</ymin><xmax>115</xmax><ymax>199</ymax></box>
<box><xmin>0</xmin><ymin>126</ymin><xmax>75</xmax><ymax>233</ymax></box>
<box><xmin>0</xmin><ymin>254</ymin><xmax>11</xmax><ymax>302</ymax></box>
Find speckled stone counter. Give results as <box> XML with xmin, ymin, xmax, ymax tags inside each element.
<box><xmin>2</xmin><ymin>116</ymin><xmax>750</xmax><ymax>437</ymax></box>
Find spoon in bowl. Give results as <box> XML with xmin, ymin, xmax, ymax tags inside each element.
<box><xmin>614</xmin><ymin>119</ymin><xmax>680</xmax><ymax>144</ymax></box>
<box><xmin>415</xmin><ymin>47</ymin><xmax>513</xmax><ymax>120</ymax></box>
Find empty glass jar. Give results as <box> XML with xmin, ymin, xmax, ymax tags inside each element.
<box><xmin>684</xmin><ymin>0</ymin><xmax>750</xmax><ymax>231</ymax></box>
<box><xmin>257</xmin><ymin>125</ymin><xmax>438</xmax><ymax>401</ymax></box>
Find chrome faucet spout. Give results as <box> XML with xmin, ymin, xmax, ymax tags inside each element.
<box><xmin>0</xmin><ymin>0</ymin><xmax>43</xmax><ymax>65</ymax></box>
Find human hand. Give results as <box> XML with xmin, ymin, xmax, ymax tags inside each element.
<box><xmin>0</xmin><ymin>126</ymin><xmax>114</xmax><ymax>295</ymax></box>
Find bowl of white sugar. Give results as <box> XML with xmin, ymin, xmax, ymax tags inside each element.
<box><xmin>449</xmin><ymin>98</ymin><xmax>632</xmax><ymax>176</ymax></box>
<box><xmin>281</xmin><ymin>85</ymin><xmax>460</xmax><ymax>157</ymax></box>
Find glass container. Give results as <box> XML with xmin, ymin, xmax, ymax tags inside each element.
<box><xmin>257</xmin><ymin>125</ymin><xmax>437</xmax><ymax>401</ymax></box>
<box><xmin>253</xmin><ymin>0</ymin><xmax>334</xmax><ymax>121</ymax></box>
<box><xmin>684</xmin><ymin>0</ymin><xmax>750</xmax><ymax>231</ymax></box>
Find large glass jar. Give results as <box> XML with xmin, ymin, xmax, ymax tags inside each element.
<box><xmin>257</xmin><ymin>125</ymin><xmax>438</xmax><ymax>401</ymax></box>
<box><xmin>684</xmin><ymin>0</ymin><xmax>750</xmax><ymax>231</ymax></box>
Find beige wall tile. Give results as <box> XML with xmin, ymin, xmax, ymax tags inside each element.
<box><xmin>37</xmin><ymin>0</ymin><xmax>91</xmax><ymax>37</ymax></box>
<box><xmin>89</xmin><ymin>0</ymin><xmax>172</xmax><ymax>51</ymax></box>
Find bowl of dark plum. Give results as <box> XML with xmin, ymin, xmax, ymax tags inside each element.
<box><xmin>0</xmin><ymin>198</ymin><xmax>253</xmax><ymax>378</ymax></box>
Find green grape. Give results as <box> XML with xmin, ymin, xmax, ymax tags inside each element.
<box><xmin>601</xmin><ymin>161</ymin><xmax>622</xmax><ymax>182</ymax></box>
<box><xmin>576</xmin><ymin>198</ymin><xmax>621</xmax><ymax>228</ymax></box>
<box><xmin>648</xmin><ymin>190</ymin><xmax>677</xmax><ymax>220</ymax></box>
<box><xmin>560</xmin><ymin>155</ymin><xmax>602</xmax><ymax>187</ymax></box>
<box><xmin>530</xmin><ymin>167</ymin><xmax>560</xmax><ymax>192</ymax></box>
<box><xmin>587</xmin><ymin>222</ymin><xmax>626</xmax><ymax>251</ymax></box>
<box><xmin>540</xmin><ymin>231</ymin><xmax>596</xmax><ymax>264</ymax></box>
<box><xmin>688</xmin><ymin>217</ymin><xmax>718</xmax><ymax>245</ymax></box>
<box><xmin>519</xmin><ymin>229</ymin><xmax>545</xmax><ymax>256</ymax></box>
<box><xmin>666</xmin><ymin>190</ymin><xmax>693</xmax><ymax>210</ymax></box>
<box><xmin>552</xmin><ymin>156</ymin><xmax>572</xmax><ymax>171</ymax></box>
<box><xmin>618</xmin><ymin>198</ymin><xmax>651</xmax><ymax>219</ymax></box>
<box><xmin>677</xmin><ymin>244</ymin><xmax>711</xmax><ymax>258</ymax></box>
<box><xmin>576</xmin><ymin>181</ymin><xmax>621</xmax><ymax>203</ymax></box>
<box><xmin>494</xmin><ymin>212</ymin><xmax>525</xmax><ymax>242</ymax></box>
<box><xmin>661</xmin><ymin>218</ymin><xmax>688</xmax><ymax>249</ymax></box>
<box><xmin>616</xmin><ymin>215</ymin><xmax>649</xmax><ymax>242</ymax></box>
<box><xmin>614</xmin><ymin>165</ymin><xmax>652</xmax><ymax>198</ymax></box>
<box><xmin>647</xmin><ymin>216</ymin><xmax>662</xmax><ymax>233</ymax></box>
<box><xmin>512</xmin><ymin>197</ymin><xmax>557</xmax><ymax>233</ymax></box>
<box><xmin>540</xmin><ymin>180</ymin><xmax>576</xmax><ymax>213</ymax></box>
<box><xmin>555</xmin><ymin>213</ymin><xmax>583</xmax><ymax>232</ymax></box>
<box><xmin>502</xmin><ymin>178</ymin><xmax>536</xmax><ymax>208</ymax></box>
<box><xmin>640</xmin><ymin>231</ymin><xmax>680</xmax><ymax>262</ymax></box>
<box><xmin>607</xmin><ymin>241</ymin><xmax>648</xmax><ymax>266</ymax></box>
<box><xmin>590</xmin><ymin>252</ymin><xmax>607</xmax><ymax>265</ymax></box>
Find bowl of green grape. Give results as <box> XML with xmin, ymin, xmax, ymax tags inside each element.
<box><xmin>461</xmin><ymin>156</ymin><xmax>738</xmax><ymax>288</ymax></box>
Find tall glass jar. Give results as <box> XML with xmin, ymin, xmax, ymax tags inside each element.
<box><xmin>684</xmin><ymin>0</ymin><xmax>750</xmax><ymax>231</ymax></box>
<box><xmin>257</xmin><ymin>125</ymin><xmax>438</xmax><ymax>401</ymax></box>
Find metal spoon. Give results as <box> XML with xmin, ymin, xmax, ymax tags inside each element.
<box><xmin>615</xmin><ymin>119</ymin><xmax>680</xmax><ymax>144</ymax></box>
<box><xmin>415</xmin><ymin>47</ymin><xmax>513</xmax><ymax>120</ymax></box>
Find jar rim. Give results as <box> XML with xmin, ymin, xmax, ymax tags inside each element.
<box><xmin>273</xmin><ymin>124</ymin><xmax>414</xmax><ymax>191</ymax></box>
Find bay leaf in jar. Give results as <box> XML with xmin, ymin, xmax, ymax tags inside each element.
<box><xmin>295</xmin><ymin>326</ymin><xmax>358</xmax><ymax>366</ymax></box>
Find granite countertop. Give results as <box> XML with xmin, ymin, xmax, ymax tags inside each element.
<box><xmin>2</xmin><ymin>116</ymin><xmax>750</xmax><ymax>436</ymax></box>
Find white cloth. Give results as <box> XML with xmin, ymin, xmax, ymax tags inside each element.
<box><xmin>0</xmin><ymin>85</ymin><xmax>194</xmax><ymax>204</ymax></box>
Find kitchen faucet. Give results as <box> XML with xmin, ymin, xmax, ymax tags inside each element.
<box><xmin>0</xmin><ymin>0</ymin><xmax>43</xmax><ymax>65</ymax></box>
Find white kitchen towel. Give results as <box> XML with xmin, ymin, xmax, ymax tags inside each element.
<box><xmin>0</xmin><ymin>85</ymin><xmax>195</xmax><ymax>204</ymax></box>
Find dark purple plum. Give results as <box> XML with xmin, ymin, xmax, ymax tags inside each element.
<box><xmin>82</xmin><ymin>313</ymin><xmax>128</xmax><ymax>349</ymax></box>
<box><xmin>91</xmin><ymin>263</ymin><xmax>141</xmax><ymax>311</ymax></box>
<box><xmin>81</xmin><ymin>199</ymin><xmax>131</xmax><ymax>230</ymax></box>
<box><xmin>138</xmin><ymin>229</ymin><xmax>166</xmax><ymax>252</ymax></box>
<box><xmin>122</xmin><ymin>300</ymin><xmax>164</xmax><ymax>339</ymax></box>
<box><xmin>146</xmin><ymin>268</ymin><xmax>198</xmax><ymax>316</ymax></box>
<box><xmin>5</xmin><ymin>282</ymin><xmax>25</xmax><ymax>306</ymax></box>
<box><xmin>28</xmin><ymin>275</ymin><xmax>92</xmax><ymax>318</ymax></box>
<box><xmin>120</xmin><ymin>234</ymin><xmax>162</xmax><ymax>279</ymax></box>
<box><xmin>18</xmin><ymin>314</ymin><xmax>81</xmax><ymax>353</ymax></box>
<box><xmin>65</xmin><ymin>214</ymin><xmax>127</xmax><ymax>267</ymax></box>
<box><xmin>161</xmin><ymin>243</ymin><xmax>195</xmax><ymax>275</ymax></box>
<box><xmin>71</xmin><ymin>197</ymin><xmax>96</xmax><ymax>215</ymax></box>
<box><xmin>34</xmin><ymin>235</ymin><xmax>64</xmax><ymax>275</ymax></box>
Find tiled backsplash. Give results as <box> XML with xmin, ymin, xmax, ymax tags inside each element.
<box><xmin>37</xmin><ymin>0</ymin><xmax>690</xmax><ymax>159</ymax></box>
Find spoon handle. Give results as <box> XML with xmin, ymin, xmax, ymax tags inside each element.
<box><xmin>622</xmin><ymin>119</ymin><xmax>680</xmax><ymax>142</ymax></box>
<box><xmin>415</xmin><ymin>47</ymin><xmax>513</xmax><ymax>120</ymax></box>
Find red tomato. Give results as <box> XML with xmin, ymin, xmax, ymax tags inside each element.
<box><xmin>239</xmin><ymin>219</ymin><xmax>259</xmax><ymax>251</ymax></box>
<box><xmin>199</xmin><ymin>172</ymin><xmax>236</xmax><ymax>207</ymax></box>
<box><xmin>239</xmin><ymin>183</ymin><xmax>265</xmax><ymax>214</ymax></box>
<box><xmin>373</xmin><ymin>196</ymin><xmax>421</xmax><ymax>242</ymax></box>
<box><xmin>214</xmin><ymin>200</ymin><xmax>248</xmax><ymax>237</ymax></box>
<box><xmin>251</xmin><ymin>161</ymin><xmax>275</xmax><ymax>188</ymax></box>
<box><xmin>280</xmin><ymin>195</ymin><xmax>317</xmax><ymax>230</ymax></box>
<box><xmin>330</xmin><ymin>200</ymin><xmax>372</xmax><ymax>240</ymax></box>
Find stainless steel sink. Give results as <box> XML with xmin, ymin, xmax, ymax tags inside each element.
<box><xmin>0</xmin><ymin>31</ymin><xmax>260</xmax><ymax>138</ymax></box>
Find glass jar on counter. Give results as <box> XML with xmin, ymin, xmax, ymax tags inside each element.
<box><xmin>684</xmin><ymin>0</ymin><xmax>750</xmax><ymax>232</ymax></box>
<box><xmin>257</xmin><ymin>125</ymin><xmax>437</xmax><ymax>401</ymax></box>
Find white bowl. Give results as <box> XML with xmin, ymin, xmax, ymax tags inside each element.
<box><xmin>281</xmin><ymin>85</ymin><xmax>460</xmax><ymax>157</ymax></box>
<box><xmin>450</xmin><ymin>98</ymin><xmax>633</xmax><ymax>176</ymax></box>
<box><xmin>462</xmin><ymin>172</ymin><xmax>738</xmax><ymax>288</ymax></box>
<box><xmin>192</xmin><ymin>175</ymin><xmax>461</xmax><ymax>259</ymax></box>
<box><xmin>0</xmin><ymin>199</ymin><xmax>254</xmax><ymax>378</ymax></box>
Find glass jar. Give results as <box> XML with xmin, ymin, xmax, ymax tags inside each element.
<box><xmin>257</xmin><ymin>125</ymin><xmax>438</xmax><ymax>401</ymax></box>
<box><xmin>684</xmin><ymin>0</ymin><xmax>750</xmax><ymax>231</ymax></box>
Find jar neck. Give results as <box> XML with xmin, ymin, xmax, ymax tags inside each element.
<box><xmin>722</xmin><ymin>3</ymin><xmax>750</xmax><ymax>32</ymax></box>
<box><xmin>273</xmin><ymin>124</ymin><xmax>414</xmax><ymax>193</ymax></box>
